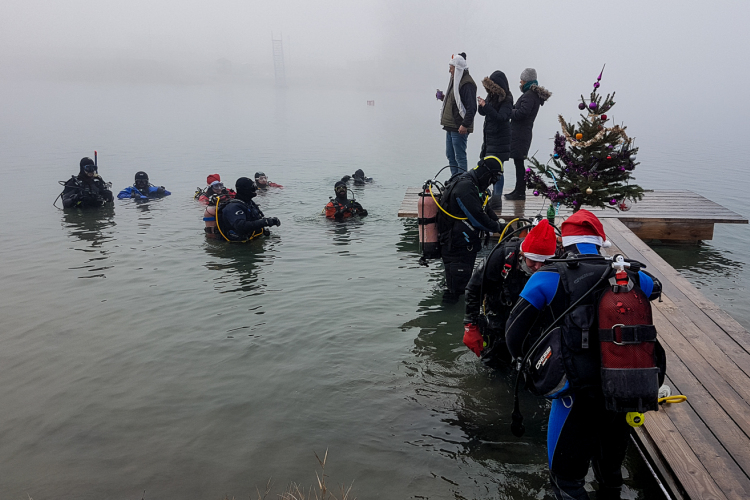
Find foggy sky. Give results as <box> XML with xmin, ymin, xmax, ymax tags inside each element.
<box><xmin>2</xmin><ymin>0</ymin><xmax>749</xmax><ymax>103</ymax></box>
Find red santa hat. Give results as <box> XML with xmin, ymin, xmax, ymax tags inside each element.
<box><xmin>561</xmin><ymin>209</ymin><xmax>611</xmax><ymax>248</ymax></box>
<box><xmin>520</xmin><ymin>219</ymin><xmax>557</xmax><ymax>262</ymax></box>
<box><xmin>207</xmin><ymin>173</ymin><xmax>221</xmax><ymax>185</ymax></box>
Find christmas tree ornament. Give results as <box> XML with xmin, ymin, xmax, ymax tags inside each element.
<box><xmin>618</xmin><ymin>199</ymin><xmax>632</xmax><ymax>211</ymax></box>
<box><xmin>572</xmin><ymin>200</ymin><xmax>579</xmax><ymax>206</ymax></box>
<box><xmin>610</xmin><ymin>199</ymin><xmax>618</xmax><ymax>205</ymax></box>
<box><xmin>601</xmin><ymin>114</ymin><xmax>607</xmax><ymax>121</ymax></box>
<box><xmin>629</xmin><ymin>155</ymin><xmax>637</xmax><ymax>161</ymax></box>
<box><xmin>589</xmin><ymin>102</ymin><xmax>598</xmax><ymax>110</ymax></box>
<box><xmin>586</xmin><ymin>187</ymin><xmax>593</xmax><ymax>194</ymax></box>
<box><xmin>578</xmin><ymin>102</ymin><xmax>586</xmax><ymax>110</ymax></box>
<box><xmin>607</xmin><ymin>155</ymin><xmax>612</xmax><ymax>160</ymax></box>
<box><xmin>533</xmin><ymin>190</ymin><xmax>540</xmax><ymax>196</ymax></box>
<box><xmin>553</xmin><ymin>153</ymin><xmax>560</xmax><ymax>158</ymax></box>
<box><xmin>594</xmin><ymin>82</ymin><xmax>600</xmax><ymax>89</ymax></box>
<box><xmin>597</xmin><ymin>64</ymin><xmax>605</xmax><ymax>81</ymax></box>
<box><xmin>620</xmin><ymin>167</ymin><xmax>626</xmax><ymax>171</ymax></box>
<box><xmin>575</xmin><ymin>133</ymin><xmax>583</xmax><ymax>140</ymax></box>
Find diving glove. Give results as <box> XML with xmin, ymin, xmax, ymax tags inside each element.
<box><xmin>463</xmin><ymin>323</ymin><xmax>483</xmax><ymax>357</ymax></box>
<box><xmin>264</xmin><ymin>217</ymin><xmax>281</xmax><ymax>227</ymax></box>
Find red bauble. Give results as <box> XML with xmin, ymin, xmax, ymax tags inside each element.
<box><xmin>601</xmin><ymin>114</ymin><xmax>608</xmax><ymax>121</ymax></box>
<box><xmin>606</xmin><ymin>155</ymin><xmax>612</xmax><ymax>160</ymax></box>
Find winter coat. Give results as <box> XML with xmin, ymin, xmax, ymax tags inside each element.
<box><xmin>510</xmin><ymin>84</ymin><xmax>552</xmax><ymax>159</ymax></box>
<box><xmin>441</xmin><ymin>70</ymin><xmax>477</xmax><ymax>133</ymax></box>
<box><xmin>478</xmin><ymin>71</ymin><xmax>513</xmax><ymax>161</ymax></box>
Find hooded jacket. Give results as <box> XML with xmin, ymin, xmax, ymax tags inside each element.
<box><xmin>510</xmin><ymin>84</ymin><xmax>552</xmax><ymax>159</ymax></box>
<box><xmin>478</xmin><ymin>71</ymin><xmax>513</xmax><ymax>161</ymax></box>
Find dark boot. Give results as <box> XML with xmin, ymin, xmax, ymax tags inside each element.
<box><xmin>504</xmin><ymin>190</ymin><xmax>526</xmax><ymax>200</ymax></box>
<box><xmin>505</xmin><ymin>158</ymin><xmax>527</xmax><ymax>200</ymax></box>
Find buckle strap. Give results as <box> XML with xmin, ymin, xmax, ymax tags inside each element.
<box><xmin>599</xmin><ymin>324</ymin><xmax>657</xmax><ymax>344</ymax></box>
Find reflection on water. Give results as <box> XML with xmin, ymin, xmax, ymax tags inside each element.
<box><xmin>203</xmin><ymin>237</ymin><xmax>277</xmax><ymax>295</ymax></box>
<box><xmin>62</xmin><ymin>206</ymin><xmax>116</xmax><ymax>278</ymax></box>
<box><xmin>652</xmin><ymin>243</ymin><xmax>744</xmax><ymax>286</ymax></box>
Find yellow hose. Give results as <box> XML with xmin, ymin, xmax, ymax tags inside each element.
<box><xmin>659</xmin><ymin>395</ymin><xmax>687</xmax><ymax>404</ymax></box>
<box><xmin>498</xmin><ymin>218</ymin><xmax>519</xmax><ymax>242</ymax></box>
<box><xmin>429</xmin><ymin>184</ymin><xmax>466</xmax><ymax>220</ymax></box>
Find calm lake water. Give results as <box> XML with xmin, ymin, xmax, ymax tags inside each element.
<box><xmin>1</xmin><ymin>79</ymin><xmax>747</xmax><ymax>499</ymax></box>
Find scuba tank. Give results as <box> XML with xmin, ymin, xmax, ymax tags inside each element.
<box><xmin>203</xmin><ymin>203</ymin><xmax>220</xmax><ymax>239</ymax></box>
<box><xmin>418</xmin><ymin>181</ymin><xmax>440</xmax><ymax>261</ymax></box>
<box><xmin>598</xmin><ymin>255</ymin><xmax>661</xmax><ymax>413</ymax></box>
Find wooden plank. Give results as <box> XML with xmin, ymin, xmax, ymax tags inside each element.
<box><xmin>633</xmin><ymin>426</ymin><xmax>687</xmax><ymax>500</ymax></box>
<box><xmin>641</xmin><ymin>398</ymin><xmax>728</xmax><ymax>500</ymax></box>
<box><xmin>623</xmin><ymin>221</ymin><xmax>714</xmax><ymax>241</ymax></box>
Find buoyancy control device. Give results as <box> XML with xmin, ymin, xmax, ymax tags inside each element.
<box><xmin>510</xmin><ymin>254</ymin><xmax>664</xmax><ymax>437</ymax></box>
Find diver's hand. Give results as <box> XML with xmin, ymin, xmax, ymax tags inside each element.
<box><xmin>463</xmin><ymin>324</ymin><xmax>483</xmax><ymax>357</ymax></box>
<box><xmin>264</xmin><ymin>217</ymin><xmax>281</xmax><ymax>227</ymax></box>
<box><xmin>156</xmin><ymin>186</ymin><xmax>166</xmax><ymax>196</ymax></box>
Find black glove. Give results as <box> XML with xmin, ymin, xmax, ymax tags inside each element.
<box><xmin>264</xmin><ymin>217</ymin><xmax>281</xmax><ymax>227</ymax></box>
<box><xmin>156</xmin><ymin>186</ymin><xmax>166</xmax><ymax>196</ymax></box>
<box><xmin>493</xmin><ymin>221</ymin><xmax>504</xmax><ymax>234</ymax></box>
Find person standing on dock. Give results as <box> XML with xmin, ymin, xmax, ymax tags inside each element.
<box><xmin>505</xmin><ymin>68</ymin><xmax>551</xmax><ymax>201</ymax></box>
<box><xmin>477</xmin><ymin>70</ymin><xmax>513</xmax><ymax>210</ymax></box>
<box><xmin>505</xmin><ymin>210</ymin><xmax>663</xmax><ymax>500</ymax></box>
<box><xmin>462</xmin><ymin>219</ymin><xmax>557</xmax><ymax>367</ymax></box>
<box><xmin>436</xmin><ymin>157</ymin><xmax>503</xmax><ymax>304</ymax></box>
<box><xmin>437</xmin><ymin>53</ymin><xmax>477</xmax><ymax>177</ymax></box>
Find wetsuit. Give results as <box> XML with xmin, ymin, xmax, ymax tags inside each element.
<box><xmin>464</xmin><ymin>238</ymin><xmax>527</xmax><ymax>366</ymax></box>
<box><xmin>117</xmin><ymin>185</ymin><xmax>171</xmax><ymax>199</ymax></box>
<box><xmin>504</xmin><ymin>243</ymin><xmax>663</xmax><ymax>500</ymax></box>
<box><xmin>217</xmin><ymin>198</ymin><xmax>273</xmax><ymax>241</ymax></box>
<box><xmin>62</xmin><ymin>174</ymin><xmax>114</xmax><ymax>208</ymax></box>
<box><xmin>325</xmin><ymin>197</ymin><xmax>368</xmax><ymax>220</ymax></box>
<box><xmin>437</xmin><ymin>169</ymin><xmax>502</xmax><ymax>300</ymax></box>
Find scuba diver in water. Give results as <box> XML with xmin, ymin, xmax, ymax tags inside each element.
<box><xmin>325</xmin><ymin>178</ymin><xmax>368</xmax><ymax>220</ymax></box>
<box><xmin>254</xmin><ymin>172</ymin><xmax>283</xmax><ymax>189</ymax></box>
<box><xmin>212</xmin><ymin>177</ymin><xmax>280</xmax><ymax>242</ymax></box>
<box><xmin>341</xmin><ymin>169</ymin><xmax>373</xmax><ymax>186</ymax></box>
<box><xmin>505</xmin><ymin>210</ymin><xmax>664</xmax><ymax>500</ymax></box>
<box><xmin>463</xmin><ymin>219</ymin><xmax>557</xmax><ymax>366</ymax></box>
<box><xmin>196</xmin><ymin>174</ymin><xmax>236</xmax><ymax>204</ymax></box>
<box><xmin>436</xmin><ymin>156</ymin><xmax>504</xmax><ymax>304</ymax></box>
<box><xmin>117</xmin><ymin>171</ymin><xmax>171</xmax><ymax>199</ymax></box>
<box><xmin>61</xmin><ymin>157</ymin><xmax>114</xmax><ymax>208</ymax></box>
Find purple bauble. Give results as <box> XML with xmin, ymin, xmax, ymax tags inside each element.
<box><xmin>620</xmin><ymin>166</ymin><xmax>626</xmax><ymax>171</ymax></box>
<box><xmin>572</xmin><ymin>200</ymin><xmax>579</xmax><ymax>206</ymax></box>
<box><xmin>526</xmin><ymin>168</ymin><xmax>531</xmax><ymax>172</ymax></box>
<box><xmin>578</xmin><ymin>102</ymin><xmax>586</xmax><ymax>110</ymax></box>
<box><xmin>589</xmin><ymin>102</ymin><xmax>598</xmax><ymax>110</ymax></box>
<box><xmin>594</xmin><ymin>82</ymin><xmax>600</xmax><ymax>89</ymax></box>
<box><xmin>533</xmin><ymin>190</ymin><xmax>540</xmax><ymax>196</ymax></box>
<box><xmin>609</xmin><ymin>198</ymin><xmax>617</xmax><ymax>205</ymax></box>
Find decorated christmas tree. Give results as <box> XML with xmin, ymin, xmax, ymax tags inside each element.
<box><xmin>525</xmin><ymin>66</ymin><xmax>643</xmax><ymax>212</ymax></box>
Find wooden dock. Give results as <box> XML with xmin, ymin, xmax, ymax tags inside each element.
<box><xmin>399</xmin><ymin>188</ymin><xmax>750</xmax><ymax>498</ymax></box>
<box><xmin>602</xmin><ymin>219</ymin><xmax>750</xmax><ymax>500</ymax></box>
<box><xmin>399</xmin><ymin>189</ymin><xmax>747</xmax><ymax>242</ymax></box>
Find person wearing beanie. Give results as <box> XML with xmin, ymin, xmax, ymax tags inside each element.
<box><xmin>195</xmin><ymin>173</ymin><xmax>236</xmax><ymax>205</ymax></box>
<box><xmin>505</xmin><ymin>68</ymin><xmax>552</xmax><ymax>201</ymax></box>
<box><xmin>463</xmin><ymin>219</ymin><xmax>558</xmax><ymax>365</ymax></box>
<box><xmin>254</xmin><ymin>171</ymin><xmax>284</xmax><ymax>189</ymax></box>
<box><xmin>436</xmin><ymin>157</ymin><xmax>504</xmax><ymax>304</ymax></box>
<box><xmin>504</xmin><ymin>210</ymin><xmax>663</xmax><ymax>500</ymax></box>
<box><xmin>324</xmin><ymin>177</ymin><xmax>368</xmax><ymax>220</ymax></box>
<box><xmin>477</xmin><ymin>70</ymin><xmax>513</xmax><ymax>211</ymax></box>
<box><xmin>117</xmin><ymin>171</ymin><xmax>171</xmax><ymax>199</ymax></box>
<box><xmin>61</xmin><ymin>156</ymin><xmax>114</xmax><ymax>208</ymax></box>
<box><xmin>212</xmin><ymin>177</ymin><xmax>280</xmax><ymax>242</ymax></box>
<box><xmin>437</xmin><ymin>53</ymin><xmax>477</xmax><ymax>177</ymax></box>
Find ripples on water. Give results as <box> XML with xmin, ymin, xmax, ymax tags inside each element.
<box><xmin>0</xmin><ymin>80</ymin><xmax>744</xmax><ymax>499</ymax></box>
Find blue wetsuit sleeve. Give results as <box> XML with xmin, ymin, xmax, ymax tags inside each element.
<box><xmin>117</xmin><ymin>187</ymin><xmax>132</xmax><ymax>199</ymax></box>
<box><xmin>638</xmin><ymin>270</ymin><xmax>655</xmax><ymax>299</ymax></box>
<box><xmin>519</xmin><ymin>271</ymin><xmax>560</xmax><ymax>310</ymax></box>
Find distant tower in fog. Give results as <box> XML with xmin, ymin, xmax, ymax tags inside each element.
<box><xmin>271</xmin><ymin>34</ymin><xmax>286</xmax><ymax>88</ymax></box>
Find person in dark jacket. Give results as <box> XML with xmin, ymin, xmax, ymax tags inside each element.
<box><xmin>437</xmin><ymin>157</ymin><xmax>504</xmax><ymax>304</ymax></box>
<box><xmin>462</xmin><ymin>219</ymin><xmax>557</xmax><ymax>367</ymax></box>
<box><xmin>325</xmin><ymin>179</ymin><xmax>368</xmax><ymax>220</ymax></box>
<box><xmin>505</xmin><ymin>210</ymin><xmax>663</xmax><ymax>500</ymax></box>
<box><xmin>437</xmin><ymin>53</ymin><xmax>477</xmax><ymax>177</ymax></box>
<box><xmin>61</xmin><ymin>157</ymin><xmax>114</xmax><ymax>208</ymax></box>
<box><xmin>216</xmin><ymin>177</ymin><xmax>280</xmax><ymax>242</ymax></box>
<box><xmin>477</xmin><ymin>70</ymin><xmax>513</xmax><ymax>210</ymax></box>
<box><xmin>505</xmin><ymin>68</ymin><xmax>552</xmax><ymax>201</ymax></box>
<box><xmin>117</xmin><ymin>171</ymin><xmax>171</xmax><ymax>199</ymax></box>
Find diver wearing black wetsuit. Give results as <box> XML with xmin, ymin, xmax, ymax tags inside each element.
<box><xmin>217</xmin><ymin>177</ymin><xmax>280</xmax><ymax>241</ymax></box>
<box><xmin>61</xmin><ymin>157</ymin><xmax>114</xmax><ymax>208</ymax></box>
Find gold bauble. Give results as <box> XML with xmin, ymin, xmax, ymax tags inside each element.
<box><xmin>586</xmin><ymin>187</ymin><xmax>593</xmax><ymax>195</ymax></box>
